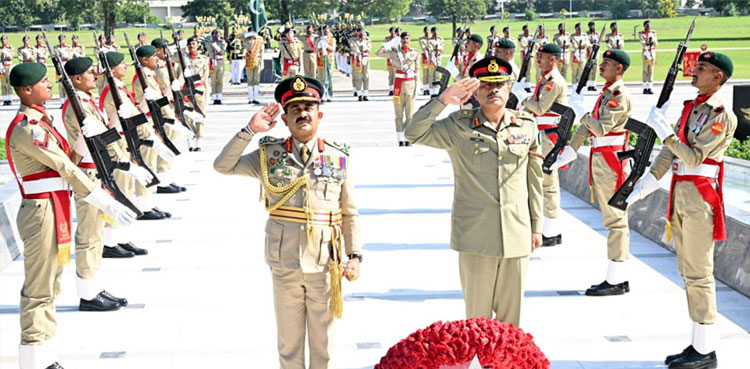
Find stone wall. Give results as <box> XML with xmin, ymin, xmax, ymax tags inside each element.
<box><xmin>0</xmin><ymin>181</ymin><xmax>22</xmax><ymax>272</ymax></box>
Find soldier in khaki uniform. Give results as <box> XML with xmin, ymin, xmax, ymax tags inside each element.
<box><xmin>586</xmin><ymin>21</ymin><xmax>600</xmax><ymax>91</ymax></box>
<box><xmin>458</xmin><ymin>34</ymin><xmax>483</xmax><ymax>81</ymax></box>
<box><xmin>352</xmin><ymin>27</ymin><xmax>371</xmax><ymax>101</ymax></box>
<box><xmin>570</xmin><ymin>23</ymin><xmax>590</xmax><ymax>86</ymax></box>
<box><xmin>604</xmin><ymin>22</ymin><xmax>624</xmax><ymax>51</ymax></box>
<box><xmin>7</xmin><ymin>62</ymin><xmax>136</xmax><ymax>369</ymax></box>
<box><xmin>494</xmin><ymin>39</ymin><xmax>519</xmax><ymax>82</ymax></box>
<box><xmin>629</xmin><ymin>52</ymin><xmax>736</xmax><ymax>369</ymax></box>
<box><xmin>18</xmin><ymin>36</ymin><xmax>36</xmax><ymax>63</ymax></box>
<box><xmin>54</xmin><ymin>35</ymin><xmax>73</xmax><ymax>101</ymax></box>
<box><xmin>419</xmin><ymin>26</ymin><xmax>433</xmax><ymax>95</ymax></box>
<box><xmin>280</xmin><ymin>28</ymin><xmax>302</xmax><ymax>79</ymax></box>
<box><xmin>405</xmin><ymin>57</ymin><xmax>543</xmax><ymax>326</ymax></box>
<box><xmin>518</xmin><ymin>25</ymin><xmax>534</xmax><ymax>89</ymax></box>
<box><xmin>71</xmin><ymin>35</ymin><xmax>85</xmax><ymax>58</ymax></box>
<box><xmin>1</xmin><ymin>35</ymin><xmax>13</xmax><ymax>105</ymax></box>
<box><xmin>186</xmin><ymin>36</ymin><xmax>210</xmax><ymax>151</ymax></box>
<box><xmin>639</xmin><ymin>20</ymin><xmax>658</xmax><ymax>95</ymax></box>
<box><xmin>430</xmin><ymin>26</ymin><xmax>445</xmax><ymax>96</ymax></box>
<box><xmin>62</xmin><ymin>57</ymin><xmax>151</xmax><ymax>309</ymax></box>
<box><xmin>385</xmin><ymin>27</ymin><xmax>396</xmax><ymax>95</ymax></box>
<box><xmin>298</xmin><ymin>25</ymin><xmax>318</xmax><ymax>77</ymax></box>
<box><xmin>207</xmin><ymin>30</ymin><xmax>226</xmax><ymax>105</ymax></box>
<box><xmin>316</xmin><ymin>25</ymin><xmax>336</xmax><ymax>102</ymax></box>
<box><xmin>240</xmin><ymin>28</ymin><xmax>265</xmax><ymax>104</ymax></box>
<box><xmin>554</xmin><ymin>49</ymin><xmax>634</xmax><ymax>296</ymax></box>
<box><xmin>34</xmin><ymin>35</ymin><xmax>49</xmax><ymax>65</ymax></box>
<box><xmin>377</xmin><ymin>32</ymin><xmax>419</xmax><ymax>147</ymax></box>
<box><xmin>512</xmin><ymin>43</ymin><xmax>568</xmax><ymax>247</ymax></box>
<box><xmin>553</xmin><ymin>23</ymin><xmax>570</xmax><ymax>82</ymax></box>
<box><xmin>214</xmin><ymin>75</ymin><xmax>362</xmax><ymax>369</ymax></box>
<box><xmin>533</xmin><ymin>25</ymin><xmax>549</xmax><ymax>84</ymax></box>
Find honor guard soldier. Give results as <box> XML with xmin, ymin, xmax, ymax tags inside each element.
<box><xmin>430</xmin><ymin>26</ymin><xmax>445</xmax><ymax>96</ymax></box>
<box><xmin>227</xmin><ymin>31</ymin><xmax>245</xmax><ymax>85</ymax></box>
<box><xmin>553</xmin><ymin>23</ymin><xmax>570</xmax><ymax>82</ymax></box>
<box><xmin>486</xmin><ymin>25</ymin><xmax>499</xmax><ymax>56</ymax></box>
<box><xmin>512</xmin><ymin>43</ymin><xmax>568</xmax><ymax>247</ymax></box>
<box><xmin>385</xmin><ymin>27</ymin><xmax>396</xmax><ymax>95</ymax></box>
<box><xmin>629</xmin><ymin>52</ymin><xmax>736</xmax><ymax>369</ymax></box>
<box><xmin>7</xmin><ymin>62</ymin><xmax>137</xmax><ymax>369</ymax></box>
<box><xmin>186</xmin><ymin>36</ymin><xmax>210</xmax><ymax>151</ymax></box>
<box><xmin>639</xmin><ymin>20</ymin><xmax>658</xmax><ymax>95</ymax></box>
<box><xmin>299</xmin><ymin>25</ymin><xmax>318</xmax><ymax>77</ymax></box>
<box><xmin>377</xmin><ymin>31</ymin><xmax>419</xmax><ymax>146</ymax></box>
<box><xmin>419</xmin><ymin>26</ymin><xmax>433</xmax><ymax>95</ymax></box>
<box><xmin>458</xmin><ymin>34</ymin><xmax>483</xmax><ymax>80</ymax></box>
<box><xmin>533</xmin><ymin>25</ymin><xmax>549</xmax><ymax>83</ymax></box>
<box><xmin>502</xmin><ymin>26</ymin><xmax>513</xmax><ymax>42</ymax></box>
<box><xmin>605</xmin><ymin>22</ymin><xmax>624</xmax><ymax>50</ymax></box>
<box><xmin>34</xmin><ymin>35</ymin><xmax>49</xmax><ymax>65</ymax></box>
<box><xmin>405</xmin><ymin>57</ymin><xmax>544</xmax><ymax>326</ymax></box>
<box><xmin>207</xmin><ymin>29</ymin><xmax>226</xmax><ymax>105</ymax></box>
<box><xmin>240</xmin><ymin>27</ymin><xmax>265</xmax><ymax>104</ymax></box>
<box><xmin>351</xmin><ymin>27</ymin><xmax>372</xmax><ymax>101</ymax></box>
<box><xmin>555</xmin><ymin>49</ymin><xmax>635</xmax><ymax>295</ymax></box>
<box><xmin>280</xmin><ymin>27</ymin><xmax>302</xmax><ymax>79</ymax></box>
<box><xmin>62</xmin><ymin>57</ymin><xmax>148</xmax><ymax>309</ymax></box>
<box><xmin>54</xmin><ymin>35</ymin><xmax>73</xmax><ymax>101</ymax></box>
<box><xmin>1</xmin><ymin>35</ymin><xmax>13</xmax><ymax>105</ymax></box>
<box><xmin>214</xmin><ymin>75</ymin><xmax>362</xmax><ymax>369</ymax></box>
<box><xmin>316</xmin><ymin>25</ymin><xmax>336</xmax><ymax>102</ymax></box>
<box><xmin>106</xmin><ymin>34</ymin><xmax>121</xmax><ymax>52</ymax></box>
<box><xmin>137</xmin><ymin>31</ymin><xmax>148</xmax><ymax>48</ymax></box>
<box><xmin>19</xmin><ymin>35</ymin><xmax>36</xmax><ymax>63</ymax></box>
<box><xmin>494</xmin><ymin>39</ymin><xmax>519</xmax><ymax>82</ymax></box>
<box><xmin>570</xmin><ymin>23</ymin><xmax>590</xmax><ymax>86</ymax></box>
<box><xmin>71</xmin><ymin>35</ymin><xmax>85</xmax><ymax>58</ymax></box>
<box><xmin>518</xmin><ymin>25</ymin><xmax>534</xmax><ymax>90</ymax></box>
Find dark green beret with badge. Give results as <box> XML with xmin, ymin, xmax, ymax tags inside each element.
<box><xmin>136</xmin><ymin>45</ymin><xmax>157</xmax><ymax>57</ymax></box>
<box><xmin>64</xmin><ymin>57</ymin><xmax>93</xmax><ymax>76</ymax></box>
<box><xmin>496</xmin><ymin>38</ymin><xmax>515</xmax><ymax>50</ymax></box>
<box><xmin>602</xmin><ymin>49</ymin><xmax>631</xmax><ymax>68</ymax></box>
<box><xmin>699</xmin><ymin>52</ymin><xmax>733</xmax><ymax>78</ymax></box>
<box><xmin>469</xmin><ymin>56</ymin><xmax>513</xmax><ymax>83</ymax></box>
<box><xmin>274</xmin><ymin>75</ymin><xmax>325</xmax><ymax>108</ymax></box>
<box><xmin>468</xmin><ymin>33</ymin><xmax>484</xmax><ymax>46</ymax></box>
<box><xmin>187</xmin><ymin>36</ymin><xmax>197</xmax><ymax>43</ymax></box>
<box><xmin>538</xmin><ymin>43</ymin><xmax>561</xmax><ymax>56</ymax></box>
<box><xmin>151</xmin><ymin>38</ymin><xmax>168</xmax><ymax>48</ymax></box>
<box><xmin>9</xmin><ymin>62</ymin><xmax>47</xmax><ymax>87</ymax></box>
<box><xmin>105</xmin><ymin>52</ymin><xmax>125</xmax><ymax>67</ymax></box>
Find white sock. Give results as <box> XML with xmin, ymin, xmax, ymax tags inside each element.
<box><xmin>218</xmin><ymin>93</ymin><xmax>222</xmax><ymax>100</ymax></box>
<box><xmin>605</xmin><ymin>260</ymin><xmax>627</xmax><ymax>285</ymax></box>
<box><xmin>542</xmin><ymin>217</ymin><xmax>559</xmax><ymax>237</ymax></box>
<box><xmin>248</xmin><ymin>86</ymin><xmax>253</xmax><ymax>100</ymax></box>
<box><xmin>648</xmin><ymin>82</ymin><xmax>653</xmax><ymax>90</ymax></box>
<box><xmin>389</xmin><ymin>85</ymin><xmax>393</xmax><ymax>92</ymax></box>
<box><xmin>196</xmin><ymin>138</ymin><xmax>202</xmax><ymax>147</ymax></box>
<box><xmin>76</xmin><ymin>276</ymin><xmax>101</xmax><ymax>300</ymax></box>
<box><xmin>643</xmin><ymin>82</ymin><xmax>648</xmax><ymax>89</ymax></box>
<box><xmin>397</xmin><ymin>131</ymin><xmax>405</xmax><ymax>142</ymax></box>
<box><xmin>103</xmin><ymin>227</ymin><xmax>115</xmax><ymax>246</ymax></box>
<box><xmin>693</xmin><ymin>322</ymin><xmax>717</xmax><ymax>355</ymax></box>
<box><xmin>254</xmin><ymin>85</ymin><xmax>260</xmax><ymax>100</ymax></box>
<box><xmin>19</xmin><ymin>342</ymin><xmax>56</xmax><ymax>369</ymax></box>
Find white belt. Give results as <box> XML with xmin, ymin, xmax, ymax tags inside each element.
<box><xmin>671</xmin><ymin>160</ymin><xmax>719</xmax><ymax>178</ymax></box>
<box><xmin>215</xmin><ymin>55</ymin><xmax>224</xmax><ymax>60</ymax></box>
<box><xmin>22</xmin><ymin>177</ymin><xmax>70</xmax><ymax>195</ymax></box>
<box><xmin>3</xmin><ymin>61</ymin><xmax>11</xmax><ymax>66</ymax></box>
<box><xmin>591</xmin><ymin>135</ymin><xmax>626</xmax><ymax>147</ymax></box>
<box><xmin>536</xmin><ymin>116</ymin><xmax>560</xmax><ymax>125</ymax></box>
<box><xmin>395</xmin><ymin>71</ymin><xmax>416</xmax><ymax>79</ymax></box>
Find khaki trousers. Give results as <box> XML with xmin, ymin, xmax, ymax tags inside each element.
<box><xmin>272</xmin><ymin>267</ymin><xmax>335</xmax><ymax>369</ymax></box>
<box><xmin>303</xmin><ymin>52</ymin><xmax>316</xmax><ymax>77</ymax></box>
<box><xmin>387</xmin><ymin>64</ymin><xmax>394</xmax><ymax>87</ymax></box>
<box><xmin>557</xmin><ymin>60</ymin><xmax>569</xmax><ymax>82</ymax></box>
<box><xmin>541</xmin><ymin>132</ymin><xmax>560</xmax><ymax>218</ymax></box>
<box><xmin>211</xmin><ymin>59</ymin><xmax>224</xmax><ymax>95</ymax></box>
<box><xmin>421</xmin><ymin>60</ymin><xmax>433</xmax><ymax>87</ymax></box>
<box><xmin>590</xmin><ymin>153</ymin><xmax>630</xmax><ymax>261</ymax></box>
<box><xmin>157</xmin><ymin>124</ymin><xmax>177</xmax><ymax>174</ymax></box>
<box><xmin>18</xmin><ymin>198</ymin><xmax>63</xmax><ymax>345</ymax></box>
<box><xmin>1</xmin><ymin>73</ymin><xmax>13</xmax><ymax>97</ymax></box>
<box><xmin>350</xmin><ymin>56</ymin><xmax>360</xmax><ymax>91</ymax></box>
<box><xmin>459</xmin><ymin>252</ymin><xmax>529</xmax><ymax>327</ymax></box>
<box><xmin>671</xmin><ymin>182</ymin><xmax>718</xmax><ymax>324</ymax></box>
<box><xmin>73</xmin><ymin>168</ymin><xmax>103</xmax><ymax>280</ymax></box>
<box><xmin>642</xmin><ymin>58</ymin><xmax>654</xmax><ymax>83</ymax></box>
<box><xmin>394</xmin><ymin>80</ymin><xmax>416</xmax><ymax>133</ymax></box>
<box><xmin>358</xmin><ymin>59</ymin><xmax>369</xmax><ymax>91</ymax></box>
<box><xmin>571</xmin><ymin>62</ymin><xmax>585</xmax><ymax>85</ymax></box>
<box><xmin>246</xmin><ymin>65</ymin><xmax>262</xmax><ymax>86</ymax></box>
<box><xmin>136</xmin><ymin>145</ymin><xmax>159</xmax><ymax>197</ymax></box>
<box><xmin>185</xmin><ymin>89</ymin><xmax>206</xmax><ymax>139</ymax></box>
<box><xmin>284</xmin><ymin>64</ymin><xmax>299</xmax><ymax>79</ymax></box>
<box><xmin>588</xmin><ymin>62</ymin><xmax>598</xmax><ymax>84</ymax></box>
<box><xmin>317</xmin><ymin>66</ymin><xmax>327</xmax><ymax>85</ymax></box>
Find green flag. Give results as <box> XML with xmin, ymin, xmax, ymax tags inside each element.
<box><xmin>249</xmin><ymin>0</ymin><xmax>267</xmax><ymax>32</ymax></box>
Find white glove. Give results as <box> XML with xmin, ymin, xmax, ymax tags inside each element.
<box><xmin>184</xmin><ymin>109</ymin><xmax>204</xmax><ymax>123</ymax></box>
<box><xmin>125</xmin><ymin>165</ymin><xmax>154</xmax><ymax>185</ymax></box>
<box><xmin>81</xmin><ymin>118</ymin><xmax>106</xmax><ymax>138</ymax></box>
<box><xmin>646</xmin><ymin>103</ymin><xmax>674</xmax><ymax>141</ymax></box>
<box><xmin>117</xmin><ymin>104</ymin><xmax>133</xmax><ymax>118</ymax></box>
<box><xmin>550</xmin><ymin>145</ymin><xmax>577</xmax><ymax>170</ymax></box>
<box><xmin>569</xmin><ymin>93</ymin><xmax>587</xmax><ymax>120</ymax></box>
<box><xmin>168</xmin><ymin>45</ymin><xmax>177</xmax><ymax>54</ymax></box>
<box><xmin>625</xmin><ymin>172</ymin><xmax>661</xmax><ymax>205</ymax></box>
<box><xmin>172</xmin><ymin>122</ymin><xmax>195</xmax><ymax>139</ymax></box>
<box><xmin>0</xmin><ymin>66</ymin><xmax>4</xmax><ymax>75</ymax></box>
<box><xmin>152</xmin><ymin>137</ymin><xmax>177</xmax><ymax>160</ymax></box>
<box><xmin>184</xmin><ymin>66</ymin><xmax>195</xmax><ymax>77</ymax></box>
<box><xmin>171</xmin><ymin>79</ymin><xmax>183</xmax><ymax>92</ymax></box>
<box><xmin>144</xmin><ymin>87</ymin><xmax>159</xmax><ymax>101</ymax></box>
<box><xmin>511</xmin><ymin>78</ymin><xmax>531</xmax><ymax>103</ymax></box>
<box><xmin>83</xmin><ymin>187</ymin><xmax>137</xmax><ymax>226</ymax></box>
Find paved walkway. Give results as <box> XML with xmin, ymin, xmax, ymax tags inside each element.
<box><xmin>0</xmin><ymin>84</ymin><xmax>749</xmax><ymax>369</ymax></box>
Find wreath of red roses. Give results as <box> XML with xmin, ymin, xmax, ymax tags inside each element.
<box><xmin>374</xmin><ymin>317</ymin><xmax>549</xmax><ymax>369</ymax></box>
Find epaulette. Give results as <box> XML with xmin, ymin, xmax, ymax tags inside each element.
<box><xmin>713</xmin><ymin>106</ymin><xmax>725</xmax><ymax>114</ymax></box>
<box><xmin>258</xmin><ymin>136</ymin><xmax>283</xmax><ymax>146</ymax></box>
<box><xmin>326</xmin><ymin>140</ymin><xmax>350</xmax><ymax>156</ymax></box>
<box><xmin>514</xmin><ymin>110</ymin><xmax>535</xmax><ymax>121</ymax></box>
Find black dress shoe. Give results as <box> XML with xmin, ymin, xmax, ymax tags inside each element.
<box><xmin>362</xmin><ymin>96</ymin><xmax>369</xmax><ymax>101</ymax></box>
<box><xmin>157</xmin><ymin>184</ymin><xmax>181</xmax><ymax>194</ymax></box>
<box><xmin>188</xmin><ymin>147</ymin><xmax>195</xmax><ymax>152</ymax></box>
<box><xmin>248</xmin><ymin>100</ymin><xmax>253</xmax><ymax>104</ymax></box>
<box><xmin>643</xmin><ymin>88</ymin><xmax>649</xmax><ymax>94</ymax></box>
<box><xmin>217</xmin><ymin>100</ymin><xmax>222</xmax><ymax>105</ymax></box>
<box><xmin>398</xmin><ymin>141</ymin><xmax>405</xmax><ymax>147</ymax></box>
<box><xmin>542</xmin><ymin>234</ymin><xmax>562</xmax><ymax>246</ymax></box>
<box><xmin>152</xmin><ymin>207</ymin><xmax>172</xmax><ymax>218</ymax></box>
<box><xmin>585</xmin><ymin>281</ymin><xmax>630</xmax><ymax>296</ymax></box>
<box><xmin>405</xmin><ymin>141</ymin><xmax>411</xmax><ymax>147</ymax></box>
<box><xmin>326</xmin><ymin>98</ymin><xmax>332</xmax><ymax>102</ymax></box>
<box><xmin>169</xmin><ymin>183</ymin><xmax>187</xmax><ymax>192</ymax></box>
<box><xmin>194</xmin><ymin>147</ymin><xmax>202</xmax><ymax>152</ymax></box>
<box><xmin>648</xmin><ymin>89</ymin><xmax>654</xmax><ymax>95</ymax></box>
<box><xmin>137</xmin><ymin>210</ymin><xmax>167</xmax><ymax>220</ymax></box>
<box><xmin>79</xmin><ymin>294</ymin><xmax>121</xmax><ymax>311</ymax></box>
<box><xmin>668</xmin><ymin>348</ymin><xmax>717</xmax><ymax>369</ymax></box>
<box><xmin>103</xmin><ymin>245</ymin><xmax>135</xmax><ymax>258</ymax></box>
<box><xmin>353</xmin><ymin>91</ymin><xmax>358</xmax><ymax>96</ymax></box>
<box><xmin>46</xmin><ymin>362</ymin><xmax>64</xmax><ymax>369</ymax></box>
<box><xmin>358</xmin><ymin>95</ymin><xmax>363</xmax><ymax>101</ymax></box>
<box><xmin>423</xmin><ymin>90</ymin><xmax>430</xmax><ymax>95</ymax></box>
<box><xmin>212</xmin><ymin>99</ymin><xmax>219</xmax><ymax>105</ymax></box>
<box><xmin>99</xmin><ymin>290</ymin><xmax>128</xmax><ymax>306</ymax></box>
<box><xmin>388</xmin><ymin>91</ymin><xmax>394</xmax><ymax>96</ymax></box>
<box><xmin>119</xmin><ymin>242</ymin><xmax>148</xmax><ymax>255</ymax></box>
<box><xmin>252</xmin><ymin>100</ymin><xmax>261</xmax><ymax>104</ymax></box>
<box><xmin>666</xmin><ymin>345</ymin><xmax>694</xmax><ymax>365</ymax></box>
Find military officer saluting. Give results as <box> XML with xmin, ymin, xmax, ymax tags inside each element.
<box><xmin>628</xmin><ymin>52</ymin><xmax>736</xmax><ymax>369</ymax></box>
<box><xmin>570</xmin><ymin>23</ymin><xmax>590</xmax><ymax>86</ymax></box>
<box><xmin>553</xmin><ymin>23</ymin><xmax>570</xmax><ymax>82</ymax></box>
<box><xmin>639</xmin><ymin>20</ymin><xmax>658</xmax><ymax>95</ymax></box>
<box><xmin>7</xmin><ymin>63</ymin><xmax>136</xmax><ymax>369</ymax></box>
<box><xmin>280</xmin><ymin>27</ymin><xmax>302</xmax><ymax>79</ymax></box>
<box><xmin>1</xmin><ymin>35</ymin><xmax>13</xmax><ymax>105</ymax></box>
<box><xmin>405</xmin><ymin>57</ymin><xmax>544</xmax><ymax>327</ymax></box>
<box><xmin>605</xmin><ymin>22</ymin><xmax>624</xmax><ymax>50</ymax></box>
<box><xmin>214</xmin><ymin>75</ymin><xmax>362</xmax><ymax>369</ymax></box>
<box><xmin>493</xmin><ymin>38</ymin><xmax>519</xmax><ymax>82</ymax></box>
<box><xmin>553</xmin><ymin>49</ymin><xmax>635</xmax><ymax>296</ymax></box>
<box><xmin>377</xmin><ymin>31</ymin><xmax>419</xmax><ymax>147</ymax></box>
<box><xmin>512</xmin><ymin>43</ymin><xmax>568</xmax><ymax>247</ymax></box>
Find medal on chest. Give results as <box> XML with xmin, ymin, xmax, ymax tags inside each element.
<box><xmin>693</xmin><ymin>112</ymin><xmax>709</xmax><ymax>134</ymax></box>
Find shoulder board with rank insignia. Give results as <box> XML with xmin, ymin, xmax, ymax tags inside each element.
<box><xmin>473</xmin><ymin>118</ymin><xmax>482</xmax><ymax>128</ymax></box>
<box><xmin>326</xmin><ymin>140</ymin><xmax>350</xmax><ymax>156</ymax></box>
<box><xmin>612</xmin><ymin>89</ymin><xmax>621</xmax><ymax>97</ymax></box>
<box><xmin>258</xmin><ymin>136</ymin><xmax>283</xmax><ymax>146</ymax></box>
<box><xmin>713</xmin><ymin>106</ymin><xmax>724</xmax><ymax>114</ymax></box>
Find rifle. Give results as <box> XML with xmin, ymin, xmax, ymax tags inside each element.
<box><xmin>160</xmin><ymin>29</ymin><xmax>198</xmax><ymax>135</ymax></box>
<box><xmin>541</xmin><ymin>103</ymin><xmax>577</xmax><ymax>174</ymax></box>
<box><xmin>170</xmin><ymin>27</ymin><xmax>205</xmax><ymax>116</ymax></box>
<box><xmin>124</xmin><ymin>32</ymin><xmax>181</xmax><ymax>156</ymax></box>
<box><xmin>574</xmin><ymin>24</ymin><xmax>606</xmax><ymax>95</ymax></box>
<box><xmin>433</xmin><ymin>28</ymin><xmax>466</xmax><ymax>95</ymax></box>
<box><xmin>485</xmin><ymin>24</ymin><xmax>497</xmax><ymax>57</ymax></box>
<box><xmin>93</xmin><ymin>32</ymin><xmax>159</xmax><ymax>188</ymax></box>
<box><xmin>507</xmin><ymin>27</ymin><xmax>540</xmax><ymax>109</ymax></box>
<box><xmin>43</xmin><ymin>30</ymin><xmax>142</xmax><ymax>217</ymax></box>
<box><xmin>608</xmin><ymin>18</ymin><xmax>696</xmax><ymax>211</ymax></box>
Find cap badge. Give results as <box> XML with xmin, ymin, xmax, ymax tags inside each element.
<box><xmin>488</xmin><ymin>59</ymin><xmax>499</xmax><ymax>73</ymax></box>
<box><xmin>292</xmin><ymin>76</ymin><xmax>306</xmax><ymax>92</ymax></box>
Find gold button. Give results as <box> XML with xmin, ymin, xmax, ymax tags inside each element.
<box><xmin>474</xmin><ymin>149</ymin><xmax>479</xmax><ymax>155</ymax></box>
<box><xmin>498</xmin><ymin>156</ymin><xmax>503</xmax><ymax>160</ymax></box>
<box><xmin>474</xmin><ymin>143</ymin><xmax>479</xmax><ymax>148</ymax></box>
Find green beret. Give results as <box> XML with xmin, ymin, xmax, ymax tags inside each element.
<box><xmin>539</xmin><ymin>43</ymin><xmax>561</xmax><ymax>55</ymax></box>
<box><xmin>64</xmin><ymin>57</ymin><xmax>93</xmax><ymax>76</ymax></box>
<box><xmin>136</xmin><ymin>45</ymin><xmax>157</xmax><ymax>57</ymax></box>
<box><xmin>105</xmin><ymin>52</ymin><xmax>125</xmax><ymax>67</ymax></box>
<box><xmin>699</xmin><ymin>52</ymin><xmax>733</xmax><ymax>78</ymax></box>
<box><xmin>151</xmin><ymin>38</ymin><xmax>168</xmax><ymax>48</ymax></box>
<box><xmin>468</xmin><ymin>33</ymin><xmax>484</xmax><ymax>46</ymax></box>
<box><xmin>274</xmin><ymin>75</ymin><xmax>324</xmax><ymax>108</ymax></box>
<box><xmin>496</xmin><ymin>38</ymin><xmax>515</xmax><ymax>49</ymax></box>
<box><xmin>9</xmin><ymin>62</ymin><xmax>47</xmax><ymax>87</ymax></box>
<box><xmin>602</xmin><ymin>49</ymin><xmax>631</xmax><ymax>68</ymax></box>
<box><xmin>187</xmin><ymin>36</ymin><xmax>198</xmax><ymax>43</ymax></box>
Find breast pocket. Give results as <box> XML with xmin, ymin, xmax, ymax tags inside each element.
<box><xmin>508</xmin><ymin>144</ymin><xmax>530</xmax><ymax>163</ymax></box>
<box><xmin>464</xmin><ymin>140</ymin><xmax>492</xmax><ymax>170</ymax></box>
<box><xmin>264</xmin><ymin>221</ymin><xmax>283</xmax><ymax>263</ymax></box>
<box><xmin>313</xmin><ymin>176</ymin><xmax>344</xmax><ymax>201</ymax></box>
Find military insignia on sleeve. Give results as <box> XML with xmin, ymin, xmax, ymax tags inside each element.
<box><xmin>327</xmin><ymin>140</ymin><xmax>351</xmax><ymax>155</ymax></box>
<box><xmin>607</xmin><ymin>98</ymin><xmax>619</xmax><ymax>108</ymax></box>
<box><xmin>544</xmin><ymin>82</ymin><xmax>554</xmax><ymax>91</ymax></box>
<box><xmin>31</xmin><ymin>126</ymin><xmax>49</xmax><ymax>149</ymax></box>
<box><xmin>473</xmin><ymin>118</ymin><xmax>481</xmax><ymax>128</ymax></box>
<box><xmin>259</xmin><ymin>136</ymin><xmax>281</xmax><ymax>145</ymax></box>
<box><xmin>28</xmin><ymin>119</ymin><xmax>39</xmax><ymax>125</ymax></box>
<box><xmin>713</xmin><ymin>106</ymin><xmax>724</xmax><ymax>114</ymax></box>
<box><xmin>612</xmin><ymin>90</ymin><xmax>621</xmax><ymax>97</ymax></box>
<box><xmin>711</xmin><ymin>121</ymin><xmax>724</xmax><ymax>134</ymax></box>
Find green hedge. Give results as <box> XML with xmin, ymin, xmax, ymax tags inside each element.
<box><xmin>0</xmin><ymin>139</ymin><xmax>5</xmax><ymax>160</ymax></box>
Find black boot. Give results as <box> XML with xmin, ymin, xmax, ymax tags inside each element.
<box><xmin>668</xmin><ymin>347</ymin><xmax>717</xmax><ymax>369</ymax></box>
<box><xmin>103</xmin><ymin>245</ymin><xmax>135</xmax><ymax>258</ymax></box>
<box><xmin>157</xmin><ymin>184</ymin><xmax>181</xmax><ymax>194</ymax></box>
<box><xmin>152</xmin><ymin>207</ymin><xmax>172</xmax><ymax>218</ymax></box>
<box><xmin>362</xmin><ymin>96</ymin><xmax>369</xmax><ymax>101</ymax></box>
<box><xmin>666</xmin><ymin>346</ymin><xmax>694</xmax><ymax>365</ymax></box>
<box><xmin>358</xmin><ymin>95</ymin><xmax>363</xmax><ymax>101</ymax></box>
<box><xmin>79</xmin><ymin>293</ymin><xmax>122</xmax><ymax>311</ymax></box>
<box><xmin>585</xmin><ymin>281</ymin><xmax>630</xmax><ymax>296</ymax></box>
<box><xmin>137</xmin><ymin>209</ymin><xmax>167</xmax><ymax>220</ymax></box>
<box><xmin>119</xmin><ymin>242</ymin><xmax>148</xmax><ymax>255</ymax></box>
<box><xmin>542</xmin><ymin>234</ymin><xmax>562</xmax><ymax>246</ymax></box>
<box><xmin>404</xmin><ymin>141</ymin><xmax>411</xmax><ymax>147</ymax></box>
<box><xmin>644</xmin><ymin>88</ymin><xmax>649</xmax><ymax>94</ymax></box>
<box><xmin>170</xmin><ymin>183</ymin><xmax>187</xmax><ymax>192</ymax></box>
<box><xmin>388</xmin><ymin>91</ymin><xmax>394</xmax><ymax>96</ymax></box>
<box><xmin>45</xmin><ymin>362</ymin><xmax>64</xmax><ymax>369</ymax></box>
<box><xmin>398</xmin><ymin>141</ymin><xmax>405</xmax><ymax>147</ymax></box>
<box><xmin>99</xmin><ymin>290</ymin><xmax>128</xmax><ymax>306</ymax></box>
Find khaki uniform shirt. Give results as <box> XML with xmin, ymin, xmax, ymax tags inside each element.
<box><xmin>509</xmin><ymin>60</ymin><xmax>520</xmax><ymax>82</ymax></box>
<box><xmin>570</xmin><ymin>32</ymin><xmax>590</xmax><ymax>64</ymax></box>
<box><xmin>34</xmin><ymin>45</ymin><xmax>48</xmax><ymax>64</ymax></box>
<box><xmin>1</xmin><ymin>45</ymin><xmax>13</xmax><ymax>74</ymax></box>
<box><xmin>458</xmin><ymin>50</ymin><xmax>482</xmax><ymax>80</ymax></box>
<box><xmin>433</xmin><ymin>36</ymin><xmax>445</xmax><ymax>58</ymax></box>
<box><xmin>133</xmin><ymin>65</ymin><xmax>176</xmax><ymax>120</ymax></box>
<box><xmin>71</xmin><ymin>43</ymin><xmax>86</xmax><ymax>58</ymax></box>
<box><xmin>241</xmin><ymin>34</ymin><xmax>265</xmax><ymax>69</ymax></box>
<box><xmin>100</xmin><ymin>77</ymin><xmax>154</xmax><ymax>140</ymax></box>
<box><xmin>63</xmin><ymin>89</ymin><xmax>127</xmax><ymax>164</ymax></box>
<box><xmin>213</xmin><ymin>132</ymin><xmax>362</xmax><ymax>273</ymax></box>
<box><xmin>639</xmin><ymin>30</ymin><xmax>658</xmax><ymax>61</ymax></box>
<box><xmin>404</xmin><ymin>100</ymin><xmax>544</xmax><ymax>258</ymax></box>
<box><xmin>570</xmin><ymin>79</ymin><xmax>632</xmax><ymax>150</ymax></box>
<box><xmin>207</xmin><ymin>37</ymin><xmax>226</xmax><ymax>62</ymax></box>
<box><xmin>55</xmin><ymin>44</ymin><xmax>72</xmax><ymax>61</ymax></box>
<box><xmin>355</xmin><ymin>37</ymin><xmax>371</xmax><ymax>62</ymax></box>
<box><xmin>280</xmin><ymin>37</ymin><xmax>302</xmax><ymax>60</ymax></box>
<box><xmin>586</xmin><ymin>31</ymin><xmax>600</xmax><ymax>58</ymax></box>
<box><xmin>187</xmin><ymin>52</ymin><xmax>210</xmax><ymax>84</ymax></box>
<box><xmin>553</xmin><ymin>33</ymin><xmax>570</xmax><ymax>62</ymax></box>
<box><xmin>419</xmin><ymin>36</ymin><xmax>432</xmax><ymax>61</ymax></box>
<box><xmin>605</xmin><ymin>32</ymin><xmax>624</xmax><ymax>50</ymax></box>
<box><xmin>18</xmin><ymin>46</ymin><xmax>36</xmax><ymax>63</ymax></box>
<box><xmin>521</xmin><ymin>67</ymin><xmax>568</xmax><ymax>116</ymax></box>
<box><xmin>650</xmin><ymin>93</ymin><xmax>738</xmax><ymax>179</ymax></box>
<box><xmin>297</xmin><ymin>34</ymin><xmax>318</xmax><ymax>53</ymax></box>
<box><xmin>376</xmin><ymin>44</ymin><xmax>418</xmax><ymax>76</ymax></box>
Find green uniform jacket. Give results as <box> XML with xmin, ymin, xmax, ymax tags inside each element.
<box><xmin>405</xmin><ymin>100</ymin><xmax>544</xmax><ymax>258</ymax></box>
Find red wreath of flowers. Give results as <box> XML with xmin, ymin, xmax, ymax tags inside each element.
<box><xmin>374</xmin><ymin>317</ymin><xmax>549</xmax><ymax>369</ymax></box>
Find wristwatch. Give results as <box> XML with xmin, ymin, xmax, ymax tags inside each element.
<box><xmin>347</xmin><ymin>253</ymin><xmax>363</xmax><ymax>263</ymax></box>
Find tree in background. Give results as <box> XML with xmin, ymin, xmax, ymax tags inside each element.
<box><xmin>426</xmin><ymin>0</ymin><xmax>488</xmax><ymax>36</ymax></box>
<box><xmin>657</xmin><ymin>0</ymin><xmax>678</xmax><ymax>18</ymax></box>
<box><xmin>0</xmin><ymin>0</ymin><xmax>48</xmax><ymax>30</ymax></box>
<box><xmin>182</xmin><ymin>0</ymin><xmax>234</xmax><ymax>34</ymax></box>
